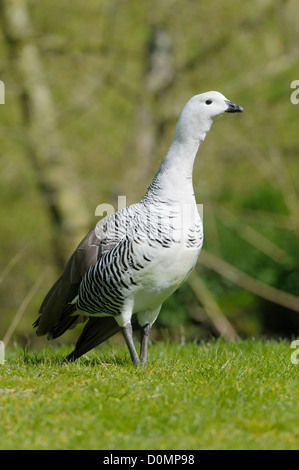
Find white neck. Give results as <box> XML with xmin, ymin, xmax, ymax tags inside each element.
<box><xmin>144</xmin><ymin>112</ymin><xmax>211</xmax><ymax>204</ymax></box>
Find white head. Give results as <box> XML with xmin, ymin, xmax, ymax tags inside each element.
<box><xmin>174</xmin><ymin>91</ymin><xmax>244</xmax><ymax>142</ymax></box>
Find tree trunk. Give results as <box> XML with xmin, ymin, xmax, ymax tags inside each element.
<box><xmin>0</xmin><ymin>0</ymin><xmax>90</xmax><ymax>270</ymax></box>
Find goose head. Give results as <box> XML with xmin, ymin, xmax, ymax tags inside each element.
<box><xmin>174</xmin><ymin>91</ymin><xmax>244</xmax><ymax>142</ymax></box>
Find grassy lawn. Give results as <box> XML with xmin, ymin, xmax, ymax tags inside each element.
<box><xmin>0</xmin><ymin>338</ymin><xmax>298</xmax><ymax>450</ymax></box>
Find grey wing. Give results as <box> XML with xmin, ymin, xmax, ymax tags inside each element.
<box><xmin>34</xmin><ymin>227</ymin><xmax>103</xmax><ymax>338</ymax></box>
<box><xmin>34</xmin><ymin>207</ymin><xmax>131</xmax><ymax>346</ymax></box>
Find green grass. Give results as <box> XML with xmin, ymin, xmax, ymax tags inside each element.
<box><xmin>0</xmin><ymin>338</ymin><xmax>298</xmax><ymax>450</ymax></box>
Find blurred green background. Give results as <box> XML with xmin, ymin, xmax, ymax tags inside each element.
<box><xmin>1</xmin><ymin>0</ymin><xmax>299</xmax><ymax>349</ymax></box>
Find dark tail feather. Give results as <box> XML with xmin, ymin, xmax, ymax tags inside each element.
<box><xmin>48</xmin><ymin>303</ymin><xmax>79</xmax><ymax>339</ymax></box>
<box><xmin>32</xmin><ymin>317</ymin><xmax>40</xmax><ymax>328</ymax></box>
<box><xmin>66</xmin><ymin>316</ymin><xmax>121</xmax><ymax>361</ymax></box>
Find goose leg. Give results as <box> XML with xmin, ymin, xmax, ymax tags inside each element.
<box><xmin>122</xmin><ymin>323</ymin><xmax>140</xmax><ymax>365</ymax></box>
<box><xmin>139</xmin><ymin>323</ymin><xmax>152</xmax><ymax>365</ymax></box>
<box><xmin>137</xmin><ymin>306</ymin><xmax>161</xmax><ymax>365</ymax></box>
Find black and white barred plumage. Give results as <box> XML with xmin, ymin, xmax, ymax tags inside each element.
<box><xmin>76</xmin><ymin>199</ymin><xmax>203</xmax><ymax>319</ymax></box>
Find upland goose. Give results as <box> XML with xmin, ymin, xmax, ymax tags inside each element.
<box><xmin>34</xmin><ymin>91</ymin><xmax>243</xmax><ymax>365</ymax></box>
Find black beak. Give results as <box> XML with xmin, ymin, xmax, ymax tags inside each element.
<box><xmin>225</xmin><ymin>100</ymin><xmax>244</xmax><ymax>113</ymax></box>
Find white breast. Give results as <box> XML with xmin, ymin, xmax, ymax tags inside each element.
<box><xmin>131</xmin><ymin>202</ymin><xmax>203</xmax><ymax>312</ymax></box>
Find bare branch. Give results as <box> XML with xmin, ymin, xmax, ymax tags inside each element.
<box><xmin>188</xmin><ymin>271</ymin><xmax>240</xmax><ymax>341</ymax></box>
<box><xmin>199</xmin><ymin>250</ymin><xmax>299</xmax><ymax>313</ymax></box>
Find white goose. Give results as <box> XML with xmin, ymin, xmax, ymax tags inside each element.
<box><xmin>34</xmin><ymin>91</ymin><xmax>243</xmax><ymax>365</ymax></box>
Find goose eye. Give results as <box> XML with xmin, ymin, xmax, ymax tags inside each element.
<box><xmin>205</xmin><ymin>99</ymin><xmax>212</xmax><ymax>105</ymax></box>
